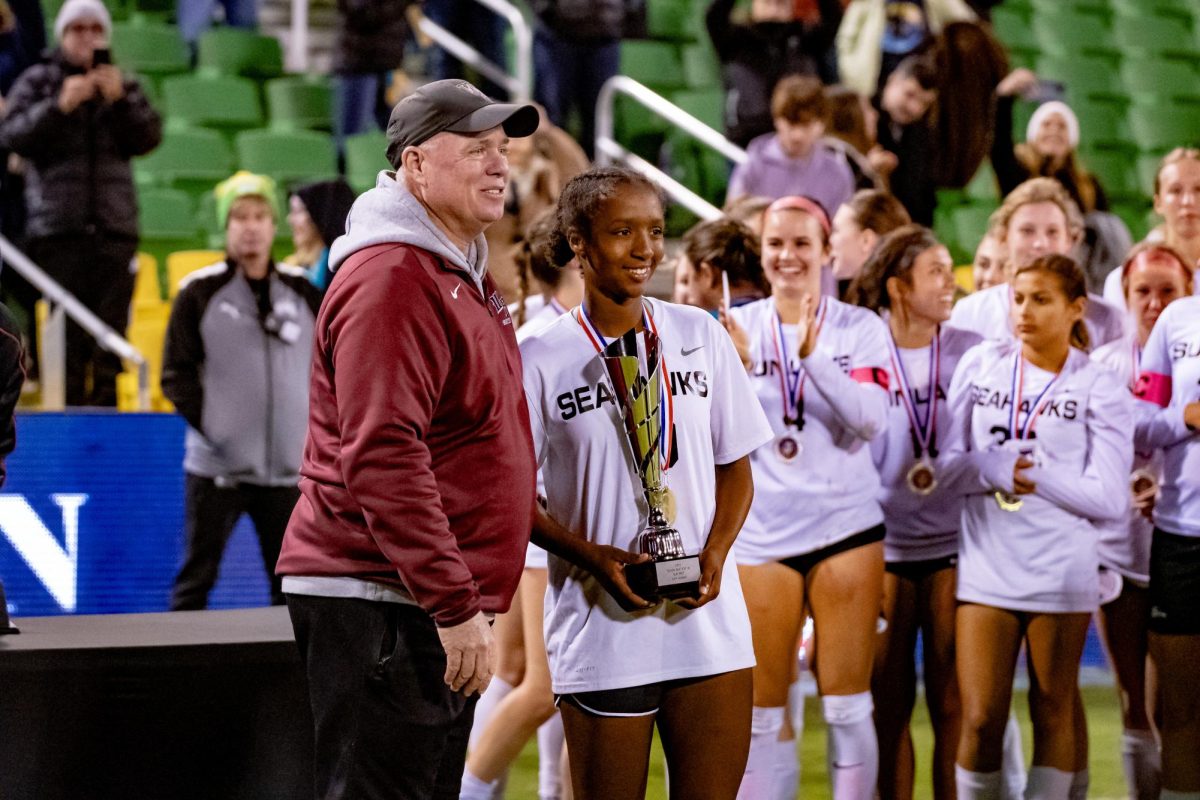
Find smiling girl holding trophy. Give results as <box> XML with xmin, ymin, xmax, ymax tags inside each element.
<box><xmin>519</xmin><ymin>167</ymin><xmax>772</xmax><ymax>800</ymax></box>
<box><xmin>722</xmin><ymin>195</ymin><xmax>892</xmax><ymax>800</ymax></box>
<box><xmin>847</xmin><ymin>225</ymin><xmax>982</xmax><ymax>800</ymax></box>
<box><xmin>943</xmin><ymin>254</ymin><xmax>1134</xmax><ymax>800</ymax></box>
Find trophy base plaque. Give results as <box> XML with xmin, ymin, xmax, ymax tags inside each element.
<box><xmin>625</xmin><ymin>554</ymin><xmax>702</xmax><ymax>601</ymax></box>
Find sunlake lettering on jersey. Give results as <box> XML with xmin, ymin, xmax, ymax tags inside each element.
<box><xmin>556</xmin><ymin>371</ymin><xmax>710</xmax><ymax>420</ymax></box>
<box><xmin>1170</xmin><ymin>339</ymin><xmax>1200</xmax><ymax>361</ymax></box>
<box><xmin>752</xmin><ymin>354</ymin><xmax>853</xmax><ymax>377</ymax></box>
<box><xmin>890</xmin><ymin>384</ymin><xmax>947</xmax><ymax>407</ymax></box>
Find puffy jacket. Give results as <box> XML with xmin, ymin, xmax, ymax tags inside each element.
<box><xmin>161</xmin><ymin>259</ymin><xmax>322</xmax><ymax>487</ymax></box>
<box><xmin>334</xmin><ymin>0</ymin><xmax>414</xmax><ymax>75</ymax></box>
<box><xmin>0</xmin><ymin>49</ymin><xmax>161</xmax><ymax>239</ymax></box>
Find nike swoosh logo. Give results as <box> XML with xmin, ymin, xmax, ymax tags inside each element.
<box><xmin>681</xmin><ymin>345</ymin><xmax>704</xmax><ymax>356</ymax></box>
<box><xmin>451</xmin><ymin>284</ymin><xmax>461</xmax><ymax>299</ymax></box>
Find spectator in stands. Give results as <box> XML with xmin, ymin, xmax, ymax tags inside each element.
<box><xmin>529</xmin><ymin>0</ymin><xmax>635</xmax><ymax>159</ymax></box>
<box><xmin>332</xmin><ymin>0</ymin><xmax>414</xmax><ymax>151</ymax></box>
<box><xmin>162</xmin><ymin>172</ymin><xmax>320</xmax><ymax>611</ymax></box>
<box><xmin>830</xmin><ymin>187</ymin><xmax>911</xmax><ymax>291</ymax></box>
<box><xmin>874</xmin><ymin>52</ymin><xmax>938</xmax><ymax>226</ymax></box>
<box><xmin>422</xmin><ymin>0</ymin><xmax>507</xmax><ymax>99</ymax></box>
<box><xmin>727</xmin><ymin>75</ymin><xmax>856</xmax><ymax>217</ymax></box>
<box><xmin>824</xmin><ymin>84</ymin><xmax>886</xmax><ymax>190</ymax></box>
<box><xmin>0</xmin><ymin>0</ymin><xmax>161</xmax><ymax>406</ymax></box>
<box><xmin>706</xmin><ymin>0</ymin><xmax>843</xmax><ymax>149</ymax></box>
<box><xmin>177</xmin><ymin>0</ymin><xmax>257</xmax><ymax>49</ymax></box>
<box><xmin>835</xmin><ymin>0</ymin><xmax>975</xmax><ymax>97</ymax></box>
<box><xmin>284</xmin><ymin>178</ymin><xmax>356</xmax><ymax>293</ymax></box>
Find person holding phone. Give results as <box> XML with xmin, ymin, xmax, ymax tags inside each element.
<box><xmin>0</xmin><ymin>0</ymin><xmax>160</xmax><ymax>406</ymax></box>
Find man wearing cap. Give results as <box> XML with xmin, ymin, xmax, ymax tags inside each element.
<box><xmin>0</xmin><ymin>0</ymin><xmax>160</xmax><ymax>406</ymax></box>
<box><xmin>276</xmin><ymin>80</ymin><xmax>540</xmax><ymax>799</ymax></box>
<box><xmin>162</xmin><ymin>171</ymin><xmax>321</xmax><ymax>611</ymax></box>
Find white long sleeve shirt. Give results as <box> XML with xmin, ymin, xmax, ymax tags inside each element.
<box><xmin>943</xmin><ymin>340</ymin><xmax>1134</xmax><ymax>612</ymax></box>
<box><xmin>949</xmin><ymin>283</ymin><xmax>1126</xmax><ymax>351</ymax></box>
<box><xmin>730</xmin><ymin>297</ymin><xmax>891</xmax><ymax>563</ymax></box>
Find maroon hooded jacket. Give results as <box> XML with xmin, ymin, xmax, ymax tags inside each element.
<box><xmin>277</xmin><ymin>235</ymin><xmax>536</xmax><ymax>628</ymax></box>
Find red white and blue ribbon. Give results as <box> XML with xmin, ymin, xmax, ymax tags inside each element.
<box><xmin>886</xmin><ymin>326</ymin><xmax>940</xmax><ymax>459</ymax></box>
<box><xmin>1008</xmin><ymin>351</ymin><xmax>1061</xmax><ymax>441</ymax></box>
<box><xmin>770</xmin><ymin>297</ymin><xmax>827</xmax><ymax>428</ymax></box>
<box><xmin>574</xmin><ymin>300</ymin><xmax>674</xmax><ymax>472</ymax></box>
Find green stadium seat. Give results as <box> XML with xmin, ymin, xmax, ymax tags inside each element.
<box><xmin>671</xmin><ymin>88</ymin><xmax>724</xmax><ymax>131</ymax></box>
<box><xmin>647</xmin><ymin>0</ymin><xmax>699</xmax><ymax>41</ymax></box>
<box><xmin>620</xmin><ymin>41</ymin><xmax>687</xmax><ymax>92</ymax></box>
<box><xmin>1136</xmin><ymin>153</ymin><xmax>1166</xmax><ymax>197</ymax></box>
<box><xmin>197</xmin><ymin>27</ymin><xmax>285</xmax><ymax>80</ymax></box>
<box><xmin>1112</xmin><ymin>13</ymin><xmax>1196</xmax><ymax>57</ymax></box>
<box><xmin>1119</xmin><ymin>58</ymin><xmax>1200</xmax><ymax>104</ymax></box>
<box><xmin>991</xmin><ymin>6</ymin><xmax>1039</xmax><ymax>56</ymax></box>
<box><xmin>682</xmin><ymin>42</ymin><xmax>721</xmax><ymax>90</ymax></box>
<box><xmin>134</xmin><ymin>127</ymin><xmax>236</xmax><ymax>196</ymax></box>
<box><xmin>1112</xmin><ymin>0</ymin><xmax>1194</xmax><ymax>23</ymax></box>
<box><xmin>235</xmin><ymin>129</ymin><xmax>338</xmax><ymax>190</ymax></box>
<box><xmin>137</xmin><ymin>187</ymin><xmax>204</xmax><ymax>262</ymax></box>
<box><xmin>111</xmin><ymin>21</ymin><xmax>188</xmax><ymax>78</ymax></box>
<box><xmin>344</xmin><ymin>130</ymin><xmax>389</xmax><ymax>194</ymax></box>
<box><xmin>1072</xmin><ymin>103</ymin><xmax>1128</xmax><ymax>151</ymax></box>
<box><xmin>1031</xmin><ymin>12</ymin><xmax>1117</xmax><ymax>59</ymax></box>
<box><xmin>1112</xmin><ymin>201</ymin><xmax>1154</xmax><ymax>241</ymax></box>
<box><xmin>162</xmin><ymin>74</ymin><xmax>264</xmax><ymax>135</ymax></box>
<box><xmin>265</xmin><ymin>76</ymin><xmax>334</xmax><ymax>132</ymax></box>
<box><xmin>965</xmin><ymin>161</ymin><xmax>999</xmax><ymax>203</ymax></box>
<box><xmin>614</xmin><ymin>94</ymin><xmax>669</xmax><ymax>159</ymax></box>
<box><xmin>1035</xmin><ymin>55</ymin><xmax>1121</xmax><ymax>105</ymax></box>
<box><xmin>1128</xmin><ymin>105</ymin><xmax>1200</xmax><ymax>153</ymax></box>
<box><xmin>1086</xmin><ymin>150</ymin><xmax>1140</xmax><ymax>200</ymax></box>
<box><xmin>951</xmin><ymin>204</ymin><xmax>997</xmax><ymax>257</ymax></box>
<box><xmin>666</xmin><ymin>133</ymin><xmax>729</xmax><ymax>207</ymax></box>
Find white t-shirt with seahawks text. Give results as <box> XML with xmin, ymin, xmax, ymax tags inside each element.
<box><xmin>944</xmin><ymin>340</ymin><xmax>1133</xmax><ymax>613</ymax></box>
<box><xmin>949</xmin><ymin>283</ymin><xmax>1126</xmax><ymax>351</ymax></box>
<box><xmin>871</xmin><ymin>324</ymin><xmax>982</xmax><ymax>563</ymax></box>
<box><xmin>729</xmin><ymin>297</ymin><xmax>891</xmax><ymax>563</ymax></box>
<box><xmin>520</xmin><ymin>299</ymin><xmax>773</xmax><ymax>694</ymax></box>
<box><xmin>1134</xmin><ymin>296</ymin><xmax>1200</xmax><ymax>538</ymax></box>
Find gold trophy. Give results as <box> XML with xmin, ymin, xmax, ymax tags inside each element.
<box><xmin>602</xmin><ymin>329</ymin><xmax>700</xmax><ymax>601</ymax></box>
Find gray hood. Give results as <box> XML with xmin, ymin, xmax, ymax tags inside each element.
<box><xmin>329</xmin><ymin>170</ymin><xmax>489</xmax><ymax>289</ymax></box>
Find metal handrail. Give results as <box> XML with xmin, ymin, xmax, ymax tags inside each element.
<box><xmin>416</xmin><ymin>0</ymin><xmax>534</xmax><ymax>102</ymax></box>
<box><xmin>0</xmin><ymin>235</ymin><xmax>149</xmax><ymax>411</ymax></box>
<box><xmin>594</xmin><ymin>76</ymin><xmax>748</xmax><ymax>220</ymax></box>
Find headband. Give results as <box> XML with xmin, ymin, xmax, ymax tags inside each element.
<box><xmin>766</xmin><ymin>196</ymin><xmax>831</xmax><ymax>235</ymax></box>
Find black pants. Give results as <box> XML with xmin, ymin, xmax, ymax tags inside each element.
<box><xmin>286</xmin><ymin>595</ymin><xmax>478</xmax><ymax>800</ymax></box>
<box><xmin>27</xmin><ymin>231</ymin><xmax>137</xmax><ymax>406</ymax></box>
<box><xmin>169</xmin><ymin>474</ymin><xmax>298</xmax><ymax>610</ymax></box>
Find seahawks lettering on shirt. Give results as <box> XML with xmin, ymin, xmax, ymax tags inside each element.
<box><xmin>556</xmin><ymin>370</ymin><xmax>710</xmax><ymax>420</ymax></box>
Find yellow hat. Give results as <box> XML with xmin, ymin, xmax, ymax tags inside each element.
<box><xmin>214</xmin><ymin>171</ymin><xmax>280</xmax><ymax>228</ymax></box>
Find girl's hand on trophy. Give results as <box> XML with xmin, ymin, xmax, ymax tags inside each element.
<box><xmin>719</xmin><ymin>306</ymin><xmax>753</xmax><ymax>371</ymax></box>
<box><xmin>674</xmin><ymin>547</ymin><xmax>724</xmax><ymax>610</ymax></box>
<box><xmin>584</xmin><ymin>543</ymin><xmax>657</xmax><ymax>612</ymax></box>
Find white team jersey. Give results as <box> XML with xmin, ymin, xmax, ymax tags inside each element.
<box><xmin>729</xmin><ymin>297</ymin><xmax>891</xmax><ymax>564</ymax></box>
<box><xmin>1092</xmin><ymin>335</ymin><xmax>1156</xmax><ymax>584</ymax></box>
<box><xmin>944</xmin><ymin>340</ymin><xmax>1134</xmax><ymax>613</ymax></box>
<box><xmin>1102</xmin><ymin>264</ymin><xmax>1200</xmax><ymax>311</ymax></box>
<box><xmin>871</xmin><ymin>324</ymin><xmax>982</xmax><ymax>563</ymax></box>
<box><xmin>521</xmin><ymin>299</ymin><xmax>774</xmax><ymax>694</ymax></box>
<box><xmin>518</xmin><ymin>301</ymin><xmax>569</xmax><ymax>570</ymax></box>
<box><xmin>1134</xmin><ymin>296</ymin><xmax>1200</xmax><ymax>538</ymax></box>
<box><xmin>949</xmin><ymin>283</ymin><xmax>1127</xmax><ymax>351</ymax></box>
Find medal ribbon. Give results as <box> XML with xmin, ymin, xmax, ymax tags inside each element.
<box><xmin>885</xmin><ymin>326</ymin><xmax>940</xmax><ymax>459</ymax></box>
<box><xmin>769</xmin><ymin>297</ymin><xmax>828</xmax><ymax>427</ymax></box>
<box><xmin>1008</xmin><ymin>351</ymin><xmax>1062</xmax><ymax>441</ymax></box>
<box><xmin>574</xmin><ymin>300</ymin><xmax>674</xmax><ymax>473</ymax></box>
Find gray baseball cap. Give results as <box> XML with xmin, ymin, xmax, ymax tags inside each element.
<box><xmin>385</xmin><ymin>79</ymin><xmax>540</xmax><ymax>168</ymax></box>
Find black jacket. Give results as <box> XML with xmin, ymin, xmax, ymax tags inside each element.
<box><xmin>706</xmin><ymin>0</ymin><xmax>843</xmax><ymax>148</ymax></box>
<box><xmin>334</xmin><ymin>0</ymin><xmax>414</xmax><ymax>75</ymax></box>
<box><xmin>0</xmin><ymin>300</ymin><xmax>23</xmax><ymax>487</ymax></box>
<box><xmin>876</xmin><ymin>105</ymin><xmax>936</xmax><ymax>227</ymax></box>
<box><xmin>0</xmin><ymin>49</ymin><xmax>161</xmax><ymax>240</ymax></box>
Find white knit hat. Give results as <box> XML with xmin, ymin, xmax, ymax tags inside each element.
<box><xmin>1026</xmin><ymin>101</ymin><xmax>1080</xmax><ymax>149</ymax></box>
<box><xmin>54</xmin><ymin>0</ymin><xmax>112</xmax><ymax>41</ymax></box>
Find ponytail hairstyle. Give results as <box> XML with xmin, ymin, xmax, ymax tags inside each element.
<box><xmin>1014</xmin><ymin>253</ymin><xmax>1090</xmax><ymax>351</ymax></box>
<box><xmin>682</xmin><ymin>217</ymin><xmax>768</xmax><ymax>295</ymax></box>
<box><xmin>514</xmin><ymin>209</ymin><xmax>562</xmax><ymax>327</ymax></box>
<box><xmin>1120</xmin><ymin>241</ymin><xmax>1195</xmax><ymax>299</ymax></box>
<box><xmin>545</xmin><ymin>166</ymin><xmax>664</xmax><ymax>268</ymax></box>
<box><xmin>846</xmin><ymin>224</ymin><xmax>941</xmax><ymax>313</ymax></box>
<box><xmin>845</xmin><ymin>189</ymin><xmax>912</xmax><ymax>237</ymax></box>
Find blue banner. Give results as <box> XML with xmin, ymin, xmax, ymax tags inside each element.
<box><xmin>0</xmin><ymin>412</ymin><xmax>272</xmax><ymax>616</ymax></box>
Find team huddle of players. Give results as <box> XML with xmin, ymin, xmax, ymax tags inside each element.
<box><xmin>457</xmin><ymin>159</ymin><xmax>1200</xmax><ymax>800</ymax></box>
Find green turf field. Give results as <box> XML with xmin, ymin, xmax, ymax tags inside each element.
<box><xmin>499</xmin><ymin>684</ymin><xmax>1127</xmax><ymax>799</ymax></box>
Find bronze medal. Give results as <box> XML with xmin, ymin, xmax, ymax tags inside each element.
<box><xmin>906</xmin><ymin>461</ymin><xmax>937</xmax><ymax>495</ymax></box>
<box><xmin>775</xmin><ymin>433</ymin><xmax>801</xmax><ymax>463</ymax></box>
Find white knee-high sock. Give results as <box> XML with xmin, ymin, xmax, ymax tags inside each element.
<box><xmin>822</xmin><ymin>692</ymin><xmax>877</xmax><ymax>800</ymax></box>
<box><xmin>738</xmin><ymin>706</ymin><xmax>787</xmax><ymax>800</ymax></box>
<box><xmin>1024</xmin><ymin>766</ymin><xmax>1073</xmax><ymax>800</ymax></box>
<box><xmin>459</xmin><ymin>770</ymin><xmax>499</xmax><ymax>800</ymax></box>
<box><xmin>468</xmin><ymin>676</ymin><xmax>514</xmax><ymax>750</ymax></box>
<box><xmin>1120</xmin><ymin>729</ymin><xmax>1161</xmax><ymax>800</ymax></box>
<box><xmin>1001</xmin><ymin>713</ymin><xmax>1027</xmax><ymax>800</ymax></box>
<box><xmin>787</xmin><ymin>674</ymin><xmax>805</xmax><ymax>737</ymax></box>
<box><xmin>956</xmin><ymin>766</ymin><xmax>1003</xmax><ymax>800</ymax></box>
<box><xmin>536</xmin><ymin>713</ymin><xmax>565</xmax><ymax>800</ymax></box>
<box><xmin>1068</xmin><ymin>768</ymin><xmax>1087</xmax><ymax>800</ymax></box>
<box><xmin>773</xmin><ymin>736</ymin><xmax>800</xmax><ymax>800</ymax></box>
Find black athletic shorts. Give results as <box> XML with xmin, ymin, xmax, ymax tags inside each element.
<box><xmin>885</xmin><ymin>554</ymin><xmax>958</xmax><ymax>582</ymax></box>
<box><xmin>1149</xmin><ymin>527</ymin><xmax>1200</xmax><ymax>635</ymax></box>
<box><xmin>557</xmin><ymin>672</ymin><xmax>725</xmax><ymax>718</ymax></box>
<box><xmin>779</xmin><ymin>524</ymin><xmax>886</xmax><ymax>577</ymax></box>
